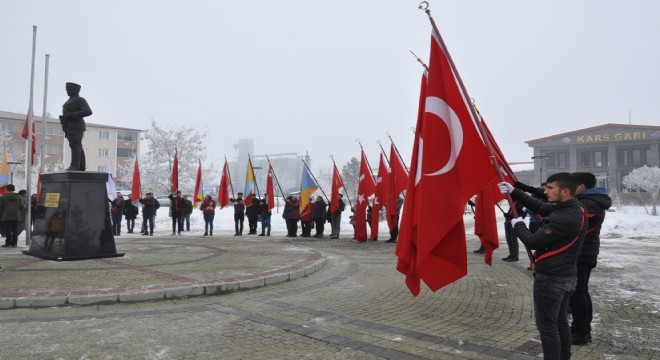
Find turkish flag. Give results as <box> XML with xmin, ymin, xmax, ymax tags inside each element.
<box><xmin>171</xmin><ymin>149</ymin><xmax>178</xmax><ymax>194</ymax></box>
<box><xmin>330</xmin><ymin>163</ymin><xmax>344</xmax><ymax>213</ymax></box>
<box><xmin>131</xmin><ymin>158</ymin><xmax>142</xmax><ymax>206</ymax></box>
<box><xmin>22</xmin><ymin>113</ymin><xmax>36</xmax><ymax>165</ymax></box>
<box><xmin>370</xmin><ymin>152</ymin><xmax>389</xmax><ymax>240</ymax></box>
<box><xmin>386</xmin><ymin>142</ymin><xmax>409</xmax><ymax>229</ymax></box>
<box><xmin>354</xmin><ymin>150</ymin><xmax>375</xmax><ymax>242</ymax></box>
<box><xmin>474</xmin><ymin>185</ymin><xmax>499</xmax><ymax>265</ymax></box>
<box><xmin>396</xmin><ymin>32</ymin><xmax>498</xmax><ymax>295</ymax></box>
<box><xmin>193</xmin><ymin>160</ymin><xmax>203</xmax><ymax>208</ymax></box>
<box><xmin>218</xmin><ymin>160</ymin><xmax>230</xmax><ymax>209</ymax></box>
<box><xmin>266</xmin><ymin>164</ymin><xmax>275</xmax><ymax>211</ymax></box>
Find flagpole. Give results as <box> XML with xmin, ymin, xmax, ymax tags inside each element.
<box><xmin>420</xmin><ymin>2</ymin><xmax>533</xmax><ymax>263</ymax></box>
<box><xmin>355</xmin><ymin>139</ymin><xmax>376</xmax><ymax>181</ymax></box>
<box><xmin>247</xmin><ymin>154</ymin><xmax>260</xmax><ymax>198</ymax></box>
<box><xmin>300</xmin><ymin>157</ymin><xmax>328</xmax><ymax>201</ymax></box>
<box><xmin>40</xmin><ymin>54</ymin><xmax>49</xmax><ymax>173</ymax></box>
<box><xmin>377</xmin><ymin>140</ymin><xmax>390</xmax><ymax>163</ymax></box>
<box><xmin>265</xmin><ymin>156</ymin><xmax>286</xmax><ymax>199</ymax></box>
<box><xmin>24</xmin><ymin>25</ymin><xmax>37</xmax><ymax>246</ymax></box>
<box><xmin>329</xmin><ymin>156</ymin><xmax>353</xmax><ymax>209</ymax></box>
<box><xmin>387</xmin><ymin>133</ymin><xmax>410</xmax><ymax>173</ymax></box>
<box><xmin>224</xmin><ymin>155</ymin><xmax>235</xmax><ymax>198</ymax></box>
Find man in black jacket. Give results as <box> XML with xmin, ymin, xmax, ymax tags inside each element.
<box><xmin>569</xmin><ymin>172</ymin><xmax>612</xmax><ymax>346</ymax></box>
<box><xmin>500</xmin><ymin>172</ymin><xmax>586</xmax><ymax>360</ymax></box>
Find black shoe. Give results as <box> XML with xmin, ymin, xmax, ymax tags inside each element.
<box><xmin>209</xmin><ymin>232</ymin><xmax>212</xmax><ymax>236</ymax></box>
<box><xmin>142</xmin><ymin>233</ymin><xmax>150</xmax><ymax>236</ymax></box>
<box><xmin>473</xmin><ymin>249</ymin><xmax>485</xmax><ymax>254</ymax></box>
<box><xmin>385</xmin><ymin>239</ymin><xmax>397</xmax><ymax>243</ymax></box>
<box><xmin>1</xmin><ymin>243</ymin><xmax>11</xmax><ymax>248</ymax></box>
<box><xmin>258</xmin><ymin>233</ymin><xmax>265</xmax><ymax>236</ymax></box>
<box><xmin>203</xmin><ymin>232</ymin><xmax>208</xmax><ymax>236</ymax></box>
<box><xmin>65</xmin><ymin>166</ymin><xmax>81</xmax><ymax>171</ymax></box>
<box><xmin>502</xmin><ymin>256</ymin><xmax>512</xmax><ymax>261</ymax></box>
<box><xmin>571</xmin><ymin>337</ymin><xmax>590</xmax><ymax>346</ymax></box>
<box><xmin>506</xmin><ymin>257</ymin><xmax>519</xmax><ymax>262</ymax></box>
<box><xmin>150</xmin><ymin>233</ymin><xmax>153</xmax><ymax>236</ymax></box>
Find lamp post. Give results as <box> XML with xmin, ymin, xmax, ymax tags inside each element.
<box><xmin>7</xmin><ymin>161</ymin><xmax>21</xmax><ymax>184</ymax></box>
<box><xmin>531</xmin><ymin>155</ymin><xmax>549</xmax><ymax>186</ymax></box>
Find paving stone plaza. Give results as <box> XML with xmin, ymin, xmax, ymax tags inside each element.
<box><xmin>0</xmin><ymin>231</ymin><xmax>657</xmax><ymax>359</ymax></box>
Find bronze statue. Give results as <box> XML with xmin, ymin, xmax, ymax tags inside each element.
<box><xmin>60</xmin><ymin>82</ymin><xmax>92</xmax><ymax>171</ymax></box>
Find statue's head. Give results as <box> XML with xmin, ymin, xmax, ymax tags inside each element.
<box><xmin>65</xmin><ymin>82</ymin><xmax>81</xmax><ymax>96</ymax></box>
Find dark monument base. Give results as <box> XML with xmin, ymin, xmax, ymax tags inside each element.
<box><xmin>23</xmin><ymin>171</ymin><xmax>124</xmax><ymax>261</ymax></box>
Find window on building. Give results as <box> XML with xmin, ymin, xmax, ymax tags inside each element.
<box><xmin>97</xmin><ymin>148</ymin><xmax>109</xmax><ymax>157</ymax></box>
<box><xmin>117</xmin><ymin>131</ymin><xmax>137</xmax><ymax>141</ymax></box>
<box><xmin>35</xmin><ymin>123</ymin><xmax>44</xmax><ymax>134</ymax></box>
<box><xmin>46</xmin><ymin>123</ymin><xmax>64</xmax><ymax>136</ymax></box>
<box><xmin>618</xmin><ymin>146</ymin><xmax>649</xmax><ymax>167</ymax></box>
<box><xmin>0</xmin><ymin>123</ymin><xmax>13</xmax><ymax>133</ymax></box>
<box><xmin>579</xmin><ymin>149</ymin><xmax>606</xmax><ymax>168</ymax></box>
<box><xmin>99</xmin><ymin>130</ymin><xmax>110</xmax><ymax>140</ymax></box>
<box><xmin>97</xmin><ymin>166</ymin><xmax>105</xmax><ymax>172</ymax></box>
<box><xmin>618</xmin><ymin>149</ymin><xmax>629</xmax><ymax>166</ymax></box>
<box><xmin>579</xmin><ymin>151</ymin><xmax>592</xmax><ymax>168</ymax></box>
<box><xmin>45</xmin><ymin>144</ymin><xmax>63</xmax><ymax>155</ymax></box>
<box><xmin>545</xmin><ymin>151</ymin><xmax>569</xmax><ymax>169</ymax></box>
<box><xmin>631</xmin><ymin>149</ymin><xmax>642</xmax><ymax>166</ymax></box>
<box><xmin>116</xmin><ymin>148</ymin><xmax>135</xmax><ymax>158</ymax></box>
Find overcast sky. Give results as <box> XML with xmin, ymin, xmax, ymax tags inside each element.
<box><xmin>1</xmin><ymin>0</ymin><xmax>658</xmax><ymax>170</ymax></box>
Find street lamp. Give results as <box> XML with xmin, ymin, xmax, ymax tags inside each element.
<box><xmin>531</xmin><ymin>156</ymin><xmax>549</xmax><ymax>186</ymax></box>
<box><xmin>7</xmin><ymin>161</ymin><xmax>21</xmax><ymax>184</ymax></box>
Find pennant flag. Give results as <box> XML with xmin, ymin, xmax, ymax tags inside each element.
<box><xmin>370</xmin><ymin>152</ymin><xmax>389</xmax><ymax>240</ymax></box>
<box><xmin>105</xmin><ymin>157</ymin><xmax>117</xmax><ymax>197</ymax></box>
<box><xmin>193</xmin><ymin>160</ymin><xmax>203</xmax><ymax>208</ymax></box>
<box><xmin>218</xmin><ymin>160</ymin><xmax>230</xmax><ymax>209</ymax></box>
<box><xmin>0</xmin><ymin>149</ymin><xmax>9</xmax><ymax>195</ymax></box>
<box><xmin>330</xmin><ymin>163</ymin><xmax>344</xmax><ymax>213</ymax></box>
<box><xmin>396</xmin><ymin>31</ymin><xmax>498</xmax><ymax>295</ymax></box>
<box><xmin>299</xmin><ymin>165</ymin><xmax>319</xmax><ymax>214</ymax></box>
<box><xmin>387</xmin><ymin>142</ymin><xmax>409</xmax><ymax>230</ymax></box>
<box><xmin>244</xmin><ymin>158</ymin><xmax>256</xmax><ymax>207</ymax></box>
<box><xmin>131</xmin><ymin>158</ymin><xmax>142</xmax><ymax>206</ymax></box>
<box><xmin>22</xmin><ymin>112</ymin><xmax>36</xmax><ymax>165</ymax></box>
<box><xmin>266</xmin><ymin>164</ymin><xmax>276</xmax><ymax>211</ymax></box>
<box><xmin>171</xmin><ymin>149</ymin><xmax>178</xmax><ymax>193</ymax></box>
<box><xmin>354</xmin><ymin>150</ymin><xmax>376</xmax><ymax>242</ymax></box>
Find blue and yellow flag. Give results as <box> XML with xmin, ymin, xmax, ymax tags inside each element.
<box><xmin>244</xmin><ymin>158</ymin><xmax>256</xmax><ymax>207</ymax></box>
<box><xmin>0</xmin><ymin>150</ymin><xmax>10</xmax><ymax>187</ymax></box>
<box><xmin>299</xmin><ymin>166</ymin><xmax>318</xmax><ymax>214</ymax></box>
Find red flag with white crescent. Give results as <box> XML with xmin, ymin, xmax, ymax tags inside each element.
<box><xmin>354</xmin><ymin>149</ymin><xmax>376</xmax><ymax>242</ymax></box>
<box><xmin>218</xmin><ymin>160</ymin><xmax>230</xmax><ymax>209</ymax></box>
<box><xmin>396</xmin><ymin>32</ymin><xmax>497</xmax><ymax>295</ymax></box>
<box><xmin>266</xmin><ymin>164</ymin><xmax>275</xmax><ymax>211</ymax></box>
<box><xmin>131</xmin><ymin>158</ymin><xmax>142</xmax><ymax>206</ymax></box>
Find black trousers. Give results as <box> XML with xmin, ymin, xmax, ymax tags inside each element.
<box><xmin>67</xmin><ymin>130</ymin><xmax>86</xmax><ymax>170</ymax></box>
<box><xmin>234</xmin><ymin>214</ymin><xmax>244</xmax><ymax>234</ymax></box>
<box><xmin>314</xmin><ymin>219</ymin><xmax>325</xmax><ymax>236</ymax></box>
<box><xmin>4</xmin><ymin>220</ymin><xmax>18</xmax><ymax>246</ymax></box>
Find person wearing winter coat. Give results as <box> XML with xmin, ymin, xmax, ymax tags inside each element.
<box><xmin>110</xmin><ymin>192</ymin><xmax>125</xmax><ymax>236</ymax></box>
<box><xmin>330</xmin><ymin>194</ymin><xmax>345</xmax><ymax>239</ymax></box>
<box><xmin>500</xmin><ymin>173</ymin><xmax>587</xmax><ymax>360</ymax></box>
<box><xmin>182</xmin><ymin>195</ymin><xmax>193</xmax><ymax>231</ymax></box>
<box><xmin>283</xmin><ymin>195</ymin><xmax>300</xmax><ymax>237</ymax></box>
<box><xmin>0</xmin><ymin>185</ymin><xmax>27</xmax><ymax>248</ymax></box>
<box><xmin>200</xmin><ymin>195</ymin><xmax>216</xmax><ymax>236</ymax></box>
<box><xmin>230</xmin><ymin>193</ymin><xmax>245</xmax><ymax>236</ymax></box>
<box><xmin>259</xmin><ymin>197</ymin><xmax>271</xmax><ymax>236</ymax></box>
<box><xmin>123</xmin><ymin>196</ymin><xmax>139</xmax><ymax>233</ymax></box>
<box><xmin>569</xmin><ymin>172</ymin><xmax>612</xmax><ymax>346</ymax></box>
<box><xmin>300</xmin><ymin>198</ymin><xmax>314</xmax><ymax>237</ymax></box>
<box><xmin>139</xmin><ymin>193</ymin><xmax>157</xmax><ymax>236</ymax></box>
<box><xmin>312</xmin><ymin>196</ymin><xmax>327</xmax><ymax>238</ymax></box>
<box><xmin>246</xmin><ymin>199</ymin><xmax>260</xmax><ymax>235</ymax></box>
<box><xmin>168</xmin><ymin>191</ymin><xmax>185</xmax><ymax>235</ymax></box>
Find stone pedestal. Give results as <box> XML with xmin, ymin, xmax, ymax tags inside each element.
<box><xmin>23</xmin><ymin>171</ymin><xmax>124</xmax><ymax>261</ymax></box>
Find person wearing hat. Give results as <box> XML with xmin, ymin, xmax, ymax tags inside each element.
<box><xmin>59</xmin><ymin>82</ymin><xmax>92</xmax><ymax>171</ymax></box>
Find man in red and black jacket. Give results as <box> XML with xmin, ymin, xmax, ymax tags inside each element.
<box><xmin>167</xmin><ymin>191</ymin><xmax>184</xmax><ymax>235</ymax></box>
<box><xmin>500</xmin><ymin>172</ymin><xmax>587</xmax><ymax>360</ymax></box>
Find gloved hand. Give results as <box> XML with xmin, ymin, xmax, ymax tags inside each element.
<box><xmin>498</xmin><ymin>182</ymin><xmax>514</xmax><ymax>194</ymax></box>
<box><xmin>511</xmin><ymin>217</ymin><xmax>524</xmax><ymax>227</ymax></box>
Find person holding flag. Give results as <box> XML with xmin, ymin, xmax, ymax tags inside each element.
<box><xmin>200</xmin><ymin>195</ymin><xmax>216</xmax><ymax>236</ymax></box>
<box><xmin>329</xmin><ymin>163</ymin><xmax>345</xmax><ymax>239</ymax></box>
<box><xmin>258</xmin><ymin>196</ymin><xmax>271</xmax><ymax>237</ymax></box>
<box><xmin>123</xmin><ymin>194</ymin><xmax>139</xmax><ymax>234</ymax></box>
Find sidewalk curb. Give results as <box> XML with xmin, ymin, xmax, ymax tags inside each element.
<box><xmin>0</xmin><ymin>256</ymin><xmax>326</xmax><ymax>310</ymax></box>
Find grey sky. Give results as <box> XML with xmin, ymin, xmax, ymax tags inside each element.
<box><xmin>1</xmin><ymin>0</ymin><xmax>658</xmax><ymax>170</ymax></box>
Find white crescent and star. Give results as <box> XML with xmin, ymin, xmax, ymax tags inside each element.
<box><xmin>415</xmin><ymin>96</ymin><xmax>464</xmax><ymax>186</ymax></box>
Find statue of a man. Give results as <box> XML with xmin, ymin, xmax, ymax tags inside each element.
<box><xmin>60</xmin><ymin>82</ymin><xmax>92</xmax><ymax>171</ymax></box>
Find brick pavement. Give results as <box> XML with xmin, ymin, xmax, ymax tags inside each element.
<box><xmin>0</xmin><ymin>232</ymin><xmax>657</xmax><ymax>359</ymax></box>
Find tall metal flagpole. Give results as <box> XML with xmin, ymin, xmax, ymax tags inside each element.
<box><xmin>25</xmin><ymin>25</ymin><xmax>37</xmax><ymax>246</ymax></box>
<box><xmin>224</xmin><ymin>155</ymin><xmax>235</xmax><ymax>199</ymax></box>
<box><xmin>300</xmin><ymin>157</ymin><xmax>329</xmax><ymax>201</ymax></box>
<box><xmin>40</xmin><ymin>54</ymin><xmax>49</xmax><ymax>173</ymax></box>
<box><xmin>265</xmin><ymin>156</ymin><xmax>286</xmax><ymax>199</ymax></box>
<box><xmin>419</xmin><ymin>2</ymin><xmax>533</xmax><ymax>263</ymax></box>
<box><xmin>329</xmin><ymin>155</ymin><xmax>353</xmax><ymax>209</ymax></box>
<box><xmin>387</xmin><ymin>132</ymin><xmax>409</xmax><ymax>173</ymax></box>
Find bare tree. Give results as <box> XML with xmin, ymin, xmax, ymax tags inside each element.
<box><xmin>622</xmin><ymin>165</ymin><xmax>660</xmax><ymax>215</ymax></box>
